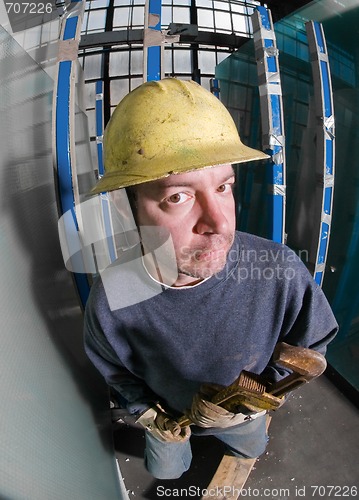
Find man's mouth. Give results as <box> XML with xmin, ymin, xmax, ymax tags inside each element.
<box><xmin>194</xmin><ymin>246</ymin><xmax>227</xmax><ymax>262</ymax></box>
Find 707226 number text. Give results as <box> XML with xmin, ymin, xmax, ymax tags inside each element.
<box><xmin>5</xmin><ymin>3</ymin><xmax>53</xmax><ymax>14</ymax></box>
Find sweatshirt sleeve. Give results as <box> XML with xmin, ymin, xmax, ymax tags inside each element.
<box><xmin>262</xmin><ymin>252</ymin><xmax>338</xmax><ymax>384</ymax></box>
<box><xmin>83</xmin><ymin>287</ymin><xmax>159</xmax><ymax>415</ymax></box>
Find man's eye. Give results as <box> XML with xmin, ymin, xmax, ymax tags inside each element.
<box><xmin>217</xmin><ymin>183</ymin><xmax>234</xmax><ymax>193</ymax></box>
<box><xmin>166</xmin><ymin>193</ymin><xmax>189</xmax><ymax>204</ymax></box>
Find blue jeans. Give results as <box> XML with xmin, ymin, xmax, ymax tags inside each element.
<box><xmin>144</xmin><ymin>414</ymin><xmax>268</xmax><ymax>479</ymax></box>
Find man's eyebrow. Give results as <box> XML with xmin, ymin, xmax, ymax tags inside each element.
<box><xmin>220</xmin><ymin>172</ymin><xmax>236</xmax><ymax>183</ymax></box>
<box><xmin>158</xmin><ymin>181</ymin><xmax>196</xmax><ymax>189</ymax></box>
<box><xmin>158</xmin><ymin>171</ymin><xmax>236</xmax><ymax>190</ymax></box>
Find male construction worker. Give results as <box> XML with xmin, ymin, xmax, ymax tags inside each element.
<box><xmin>84</xmin><ymin>78</ymin><xmax>338</xmax><ymax>479</ymax></box>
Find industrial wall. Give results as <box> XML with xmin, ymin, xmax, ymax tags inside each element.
<box><xmin>0</xmin><ymin>6</ymin><xmax>124</xmax><ymax>499</ymax></box>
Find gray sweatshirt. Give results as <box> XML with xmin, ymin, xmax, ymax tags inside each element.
<box><xmin>84</xmin><ymin>231</ymin><xmax>338</xmax><ymax>416</ymax></box>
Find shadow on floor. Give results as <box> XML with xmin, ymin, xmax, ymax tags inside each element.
<box><xmin>113</xmin><ymin>418</ymin><xmax>225</xmax><ymax>499</ymax></box>
<box><xmin>113</xmin><ymin>376</ymin><xmax>359</xmax><ymax>499</ymax></box>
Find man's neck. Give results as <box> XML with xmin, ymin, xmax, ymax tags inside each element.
<box><xmin>171</xmin><ymin>273</ymin><xmax>204</xmax><ymax>287</ymax></box>
<box><xmin>141</xmin><ymin>250</ymin><xmax>205</xmax><ymax>288</ymax></box>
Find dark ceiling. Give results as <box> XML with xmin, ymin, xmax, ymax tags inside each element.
<box><xmin>264</xmin><ymin>0</ymin><xmax>314</xmax><ymax>23</ymax></box>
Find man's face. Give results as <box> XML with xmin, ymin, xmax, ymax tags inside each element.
<box><xmin>133</xmin><ymin>164</ymin><xmax>236</xmax><ymax>286</ymax></box>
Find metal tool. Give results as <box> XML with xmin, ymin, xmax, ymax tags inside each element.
<box><xmin>269</xmin><ymin>341</ymin><xmax>327</xmax><ymax>396</ymax></box>
<box><xmin>174</xmin><ymin>342</ymin><xmax>327</xmax><ymax>430</ymax></box>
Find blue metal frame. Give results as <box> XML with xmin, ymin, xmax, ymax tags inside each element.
<box><xmin>210</xmin><ymin>78</ymin><xmax>220</xmax><ymax>98</ymax></box>
<box><xmin>306</xmin><ymin>21</ymin><xmax>335</xmax><ymax>286</ymax></box>
<box><xmin>95</xmin><ymin>80</ymin><xmax>104</xmax><ymax>175</ymax></box>
<box><xmin>54</xmin><ymin>1</ymin><xmax>90</xmax><ymax>307</ymax></box>
<box><xmin>252</xmin><ymin>6</ymin><xmax>286</xmax><ymax>244</ymax></box>
<box><xmin>95</xmin><ymin>80</ymin><xmax>117</xmax><ymax>264</ymax></box>
<box><xmin>144</xmin><ymin>0</ymin><xmax>163</xmax><ymax>82</ymax></box>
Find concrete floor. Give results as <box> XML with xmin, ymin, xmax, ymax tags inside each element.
<box><xmin>113</xmin><ymin>376</ymin><xmax>358</xmax><ymax>499</ymax></box>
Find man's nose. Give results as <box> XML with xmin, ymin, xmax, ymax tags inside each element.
<box><xmin>194</xmin><ymin>195</ymin><xmax>231</xmax><ymax>235</ymax></box>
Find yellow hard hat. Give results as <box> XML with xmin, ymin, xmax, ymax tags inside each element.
<box><xmin>91</xmin><ymin>78</ymin><xmax>268</xmax><ymax>194</ymax></box>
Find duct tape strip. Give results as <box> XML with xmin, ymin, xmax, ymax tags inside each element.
<box><xmin>163</xmin><ymin>30</ymin><xmax>181</xmax><ymax>44</ymax></box>
<box><xmin>263</xmin><ymin>135</ymin><xmax>285</xmax><ymax>151</ymax></box>
<box><xmin>317</xmin><ymin>52</ymin><xmax>329</xmax><ymax>62</ymax></box>
<box><xmin>144</xmin><ymin>28</ymin><xmax>180</xmax><ymax>47</ymax></box>
<box><xmin>269</xmin><ymin>134</ymin><xmax>285</xmax><ymax>148</ymax></box>
<box><xmin>315</xmin><ymin>263</ymin><xmax>326</xmax><ymax>272</ymax></box>
<box><xmin>96</xmin><ymin>135</ymin><xmax>103</xmax><ymax>144</ymax></box>
<box><xmin>264</xmin><ymin>46</ymin><xmax>279</xmax><ymax>58</ymax></box>
<box><xmin>316</xmin><ymin>173</ymin><xmax>334</xmax><ymax>187</ymax></box>
<box><xmin>148</xmin><ymin>13</ymin><xmax>160</xmax><ymax>27</ymax></box>
<box><xmin>253</xmin><ymin>27</ymin><xmax>275</xmax><ymax>45</ymax></box>
<box><xmin>257</xmin><ymin>71</ymin><xmax>280</xmax><ymax>86</ymax></box>
<box><xmin>309</xmin><ymin>49</ymin><xmax>328</xmax><ymax>61</ymax></box>
<box><xmin>268</xmin><ymin>184</ymin><xmax>286</xmax><ymax>196</ymax></box>
<box><xmin>259</xmin><ymin>82</ymin><xmax>282</xmax><ymax>96</ymax></box>
<box><xmin>96</xmin><ymin>93</ymin><xmax>103</xmax><ymax>100</ymax></box>
<box><xmin>324</xmin><ymin>174</ymin><xmax>334</xmax><ymax>187</ymax></box>
<box><xmin>57</xmin><ymin>39</ymin><xmax>79</xmax><ymax>62</ymax></box>
<box><xmin>324</xmin><ymin>115</ymin><xmax>335</xmax><ymax>130</ymax></box>
<box><xmin>268</xmin><ymin>71</ymin><xmax>281</xmax><ymax>83</ymax></box>
<box><xmin>272</xmin><ymin>150</ymin><xmax>284</xmax><ymax>165</ymax></box>
<box><xmin>325</xmin><ymin>129</ymin><xmax>335</xmax><ymax>141</ymax></box>
<box><xmin>322</xmin><ymin>213</ymin><xmax>332</xmax><ymax>225</ymax></box>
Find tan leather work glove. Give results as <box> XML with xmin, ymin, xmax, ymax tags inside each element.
<box><xmin>136</xmin><ymin>405</ymin><xmax>191</xmax><ymax>443</ymax></box>
<box><xmin>188</xmin><ymin>391</ymin><xmax>256</xmax><ymax>429</ymax></box>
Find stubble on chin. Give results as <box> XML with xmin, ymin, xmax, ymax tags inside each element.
<box><xmin>177</xmin><ymin>233</ymin><xmax>235</xmax><ymax>279</ymax></box>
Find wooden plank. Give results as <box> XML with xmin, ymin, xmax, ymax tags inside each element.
<box><xmin>201</xmin><ymin>416</ymin><xmax>271</xmax><ymax>500</ymax></box>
